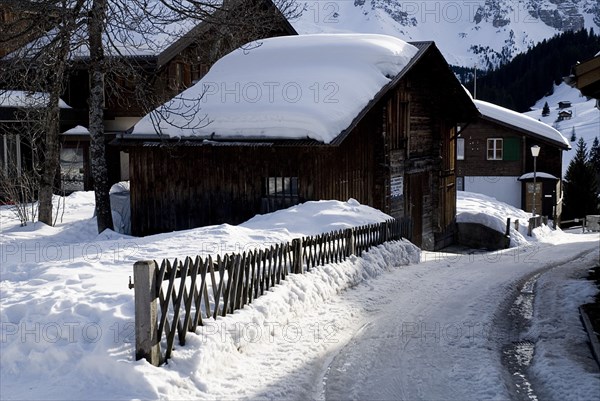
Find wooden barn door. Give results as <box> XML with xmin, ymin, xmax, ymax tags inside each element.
<box><xmin>407</xmin><ymin>173</ymin><xmax>425</xmax><ymax>247</ymax></box>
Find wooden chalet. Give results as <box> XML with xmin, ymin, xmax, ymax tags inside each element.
<box><xmin>1</xmin><ymin>0</ymin><xmax>296</xmax><ymax>193</ymax></box>
<box><xmin>557</xmin><ymin>101</ymin><xmax>572</xmax><ymax>109</ymax></box>
<box><xmin>557</xmin><ymin>110</ymin><xmax>573</xmax><ymax>121</ymax></box>
<box><xmin>456</xmin><ymin>99</ymin><xmax>570</xmax><ymax>222</ymax></box>
<box><xmin>61</xmin><ymin>0</ymin><xmax>297</xmax><ymax>191</ymax></box>
<box><xmin>119</xmin><ymin>38</ymin><xmax>478</xmax><ymax>250</ymax></box>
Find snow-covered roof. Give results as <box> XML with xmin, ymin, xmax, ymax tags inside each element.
<box><xmin>518</xmin><ymin>172</ymin><xmax>559</xmax><ymax>181</ymax></box>
<box><xmin>474</xmin><ymin>99</ymin><xmax>570</xmax><ymax>149</ymax></box>
<box><xmin>132</xmin><ymin>34</ymin><xmax>419</xmax><ymax>143</ymax></box>
<box><xmin>0</xmin><ymin>90</ymin><xmax>71</xmax><ymax>108</ymax></box>
<box><xmin>61</xmin><ymin>125</ymin><xmax>89</xmax><ymax>135</ymax></box>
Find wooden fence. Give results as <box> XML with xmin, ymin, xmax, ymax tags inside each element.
<box><xmin>132</xmin><ymin>218</ymin><xmax>412</xmax><ymax>366</ymax></box>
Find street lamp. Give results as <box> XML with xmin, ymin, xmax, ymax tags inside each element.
<box><xmin>531</xmin><ymin>145</ymin><xmax>540</xmax><ymax>217</ymax></box>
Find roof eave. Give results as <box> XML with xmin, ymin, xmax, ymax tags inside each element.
<box><xmin>112</xmin><ymin>134</ymin><xmax>328</xmax><ymax>148</ymax></box>
<box><xmin>479</xmin><ymin>114</ymin><xmax>570</xmax><ymax>150</ymax></box>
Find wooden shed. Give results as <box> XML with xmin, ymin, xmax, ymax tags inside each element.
<box><xmin>120</xmin><ymin>37</ymin><xmax>478</xmax><ymax>250</ymax></box>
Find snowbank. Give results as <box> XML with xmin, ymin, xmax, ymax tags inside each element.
<box><xmin>132</xmin><ymin>34</ymin><xmax>419</xmax><ymax>143</ymax></box>
<box><xmin>0</xmin><ymin>194</ymin><xmax>417</xmax><ymax>400</ymax></box>
<box><xmin>165</xmin><ymin>240</ymin><xmax>420</xmax><ymax>399</ymax></box>
<box><xmin>241</xmin><ymin>198</ymin><xmax>391</xmax><ymax>236</ymax></box>
<box><xmin>457</xmin><ymin>191</ymin><xmax>550</xmax><ymax>247</ymax></box>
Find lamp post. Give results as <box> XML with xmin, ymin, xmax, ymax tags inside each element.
<box><xmin>531</xmin><ymin>145</ymin><xmax>540</xmax><ymax>217</ymax></box>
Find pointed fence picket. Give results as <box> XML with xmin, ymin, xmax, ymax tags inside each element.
<box><xmin>133</xmin><ymin>217</ymin><xmax>412</xmax><ymax>366</ymax></box>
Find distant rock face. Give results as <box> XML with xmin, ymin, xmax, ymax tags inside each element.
<box><xmin>532</xmin><ymin>1</ymin><xmax>585</xmax><ymax>31</ymax></box>
<box><xmin>473</xmin><ymin>0</ymin><xmax>512</xmax><ymax>27</ymax></box>
<box><xmin>367</xmin><ymin>0</ymin><xmax>593</xmax><ymax>32</ymax></box>
<box><xmin>473</xmin><ymin>0</ymin><xmax>587</xmax><ymax>32</ymax></box>
<box><xmin>296</xmin><ymin>0</ymin><xmax>599</xmax><ymax>70</ymax></box>
<box><xmin>382</xmin><ymin>0</ymin><xmax>595</xmax><ymax>67</ymax></box>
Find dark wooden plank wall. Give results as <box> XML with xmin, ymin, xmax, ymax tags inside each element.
<box><xmin>457</xmin><ymin>119</ymin><xmax>523</xmax><ymax>177</ymax></box>
<box><xmin>386</xmin><ymin>82</ymin><xmax>410</xmax><ymax>219</ymax></box>
<box><xmin>130</xmin><ymin>117</ymin><xmax>381</xmax><ymax>236</ymax></box>
<box><xmin>523</xmin><ymin>138</ymin><xmax>563</xmax><ymax>178</ymax></box>
<box><xmin>457</xmin><ymin>119</ymin><xmax>564</xmax><ymax>179</ymax></box>
<box><xmin>382</xmin><ymin>59</ymin><xmax>459</xmax><ymax>249</ymax></box>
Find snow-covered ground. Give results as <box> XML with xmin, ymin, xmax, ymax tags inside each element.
<box><xmin>457</xmin><ymin>191</ymin><xmax>551</xmax><ymax>247</ymax></box>
<box><xmin>1</xmin><ymin>192</ymin><xmax>599</xmax><ymax>400</ymax></box>
<box><xmin>525</xmin><ymin>82</ymin><xmax>600</xmax><ymax>175</ymax></box>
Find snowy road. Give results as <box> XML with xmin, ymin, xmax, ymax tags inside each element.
<box><xmin>323</xmin><ymin>239</ymin><xmax>600</xmax><ymax>401</ymax></box>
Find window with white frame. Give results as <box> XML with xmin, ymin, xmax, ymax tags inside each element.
<box><xmin>456</xmin><ymin>176</ymin><xmax>464</xmax><ymax>191</ymax></box>
<box><xmin>457</xmin><ymin>137</ymin><xmax>465</xmax><ymax>160</ymax></box>
<box><xmin>487</xmin><ymin>138</ymin><xmax>503</xmax><ymax>160</ymax></box>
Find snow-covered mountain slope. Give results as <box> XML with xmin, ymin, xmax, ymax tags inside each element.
<box><xmin>524</xmin><ymin>82</ymin><xmax>599</xmax><ymax>175</ymax></box>
<box><xmin>291</xmin><ymin>0</ymin><xmax>600</xmax><ymax>68</ymax></box>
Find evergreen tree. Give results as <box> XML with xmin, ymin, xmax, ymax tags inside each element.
<box><xmin>591</xmin><ymin>137</ymin><xmax>600</xmax><ymax>169</ymax></box>
<box><xmin>563</xmin><ymin>138</ymin><xmax>599</xmax><ymax>220</ymax></box>
<box><xmin>542</xmin><ymin>101</ymin><xmax>550</xmax><ymax>117</ymax></box>
<box><xmin>590</xmin><ymin>136</ymin><xmax>600</xmax><ymax>185</ymax></box>
<box><xmin>465</xmin><ymin>29</ymin><xmax>600</xmax><ymax>112</ymax></box>
<box><xmin>570</xmin><ymin>127</ymin><xmax>576</xmax><ymax>142</ymax></box>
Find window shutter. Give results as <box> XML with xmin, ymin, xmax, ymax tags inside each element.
<box><xmin>503</xmin><ymin>137</ymin><xmax>520</xmax><ymax>161</ymax></box>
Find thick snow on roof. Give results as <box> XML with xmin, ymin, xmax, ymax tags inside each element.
<box><xmin>518</xmin><ymin>172</ymin><xmax>559</xmax><ymax>181</ymax></box>
<box><xmin>132</xmin><ymin>34</ymin><xmax>419</xmax><ymax>143</ymax></box>
<box><xmin>0</xmin><ymin>90</ymin><xmax>70</xmax><ymax>108</ymax></box>
<box><xmin>61</xmin><ymin>125</ymin><xmax>89</xmax><ymax>135</ymax></box>
<box><xmin>474</xmin><ymin>99</ymin><xmax>570</xmax><ymax>148</ymax></box>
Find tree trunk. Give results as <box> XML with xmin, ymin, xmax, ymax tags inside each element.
<box><xmin>38</xmin><ymin>36</ymin><xmax>70</xmax><ymax>226</ymax></box>
<box><xmin>89</xmin><ymin>0</ymin><xmax>114</xmax><ymax>233</ymax></box>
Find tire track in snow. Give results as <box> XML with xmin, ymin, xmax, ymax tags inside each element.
<box><xmin>496</xmin><ymin>248</ymin><xmax>598</xmax><ymax>401</ymax></box>
<box><xmin>323</xmin><ymin>244</ymin><xmax>599</xmax><ymax>401</ymax></box>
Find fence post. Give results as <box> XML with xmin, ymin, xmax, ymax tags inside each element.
<box><xmin>292</xmin><ymin>238</ymin><xmax>303</xmax><ymax>274</ymax></box>
<box><xmin>380</xmin><ymin>221</ymin><xmax>388</xmax><ymax>244</ymax></box>
<box><xmin>134</xmin><ymin>260</ymin><xmax>161</xmax><ymax>366</ymax></box>
<box><xmin>345</xmin><ymin>228</ymin><xmax>355</xmax><ymax>256</ymax></box>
